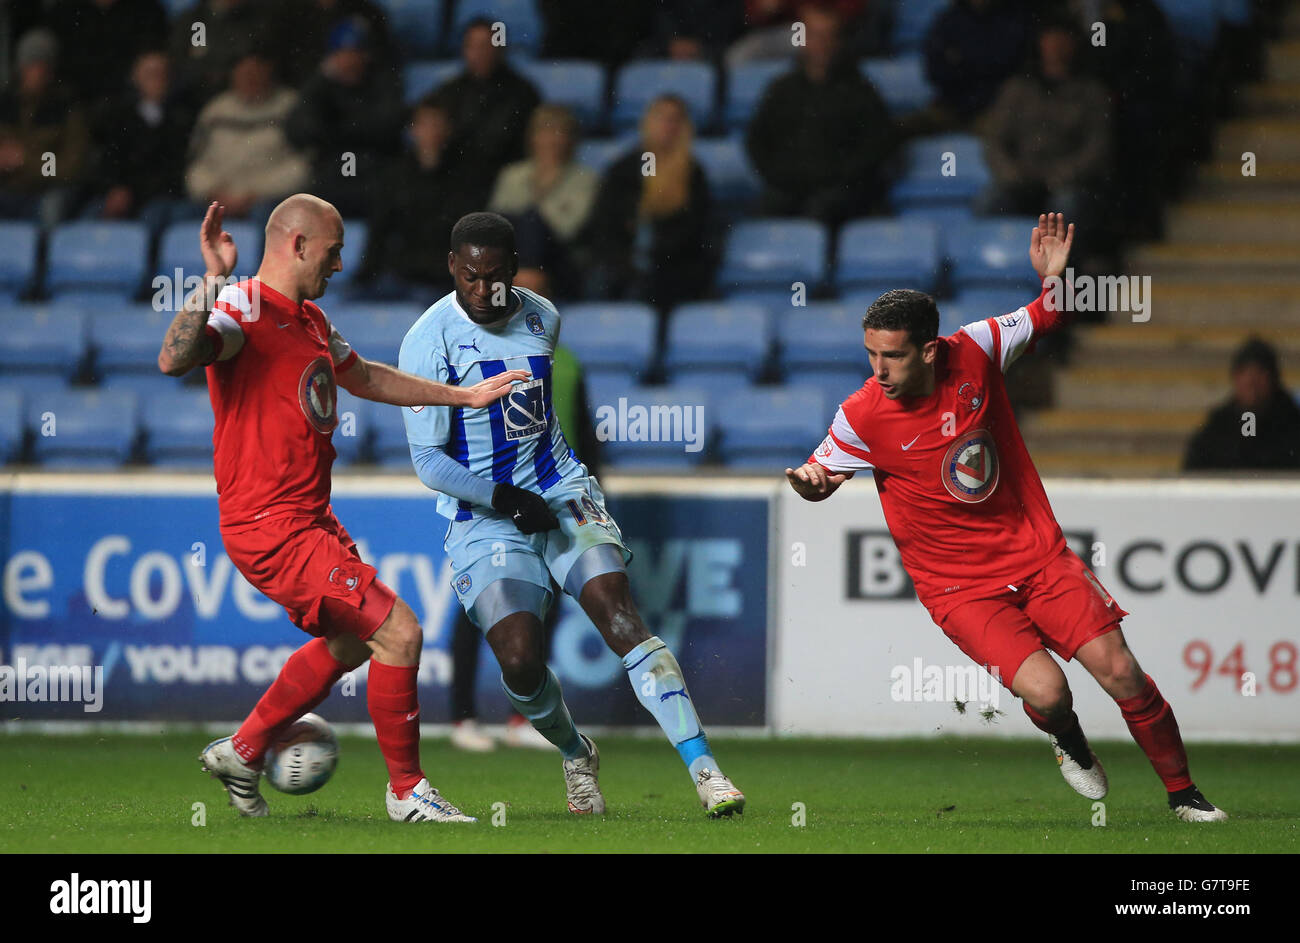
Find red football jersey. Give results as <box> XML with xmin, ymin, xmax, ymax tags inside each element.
<box><xmin>808</xmin><ymin>288</ymin><xmax>1066</xmax><ymax>610</ymax></box>
<box><xmin>202</xmin><ymin>278</ymin><xmax>358</xmax><ymax>530</ymax></box>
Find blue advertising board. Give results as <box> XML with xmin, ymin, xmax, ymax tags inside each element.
<box><xmin>0</xmin><ymin>482</ymin><xmax>768</xmax><ymax>727</ymax></box>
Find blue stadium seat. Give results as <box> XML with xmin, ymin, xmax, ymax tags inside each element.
<box><xmin>0</xmin><ymin>389</ymin><xmax>23</xmax><ymax>463</ymax></box>
<box><xmin>716</xmin><ymin>385</ymin><xmax>827</xmax><ymax>470</ymax></box>
<box><xmin>861</xmin><ymin>55</ymin><xmax>935</xmax><ymax>115</ymax></box>
<box><xmin>693</xmin><ymin>137</ymin><xmax>762</xmax><ymax>208</ymax></box>
<box><xmin>404</xmin><ymin>60</ymin><xmax>462</xmax><ymax>103</ymax></box>
<box><xmin>790</xmin><ymin>371</ymin><xmax>868</xmax><ymax>415</ymax></box>
<box><xmin>379</xmin><ymin>0</ymin><xmax>447</xmax><ymax>56</ymax></box>
<box><xmin>142</xmin><ymin>389</ymin><xmax>213</xmax><ymax>468</ymax></box>
<box><xmin>90</xmin><ymin>306</ymin><xmax>175</xmax><ymax>376</ymax></box>
<box><xmin>370</xmin><ymin>400</ymin><xmax>415</xmax><ymax>468</ymax></box>
<box><xmin>47</xmin><ymin>222</ymin><xmax>149</xmax><ymax>297</ymax></box>
<box><xmin>159</xmin><ymin>0</ymin><xmax>193</xmax><ymax>16</ymax></box>
<box><xmin>835</xmin><ymin>218</ymin><xmax>941</xmax><ymax>294</ymax></box>
<box><xmin>892</xmin><ymin>0</ymin><xmax>948</xmax><ymax>51</ymax></box>
<box><xmin>328</xmin><ymin>303</ymin><xmax>424</xmax><ymax>364</ymax></box>
<box><xmin>591</xmin><ymin>383</ymin><xmax>712</xmax><ymax>469</ymax></box>
<box><xmin>950</xmin><ymin>287</ymin><xmax>1038</xmax><ymax>327</ymax></box>
<box><xmin>946</xmin><ymin>217</ymin><xmax>1040</xmax><ymax>291</ymax></box>
<box><xmin>517</xmin><ymin>60</ymin><xmax>607</xmax><ymax>128</ymax></box>
<box><xmin>0</xmin><ymin>305</ymin><xmax>88</xmax><ymax>375</ymax></box>
<box><xmin>611</xmin><ymin>60</ymin><xmax>717</xmax><ymax>133</ymax></box>
<box><xmin>889</xmin><ymin>134</ymin><xmax>990</xmax><ymax>213</ymax></box>
<box><xmin>776</xmin><ymin>302</ymin><xmax>871</xmax><ymax>375</ymax></box>
<box><xmin>0</xmin><ymin>221</ymin><xmax>38</xmax><ymax>298</ymax></box>
<box><xmin>663</xmin><ymin>301</ymin><xmax>771</xmax><ymax>386</ymax></box>
<box><xmin>26</xmin><ymin>389</ymin><xmax>139</xmax><ymax>468</ymax></box>
<box><xmin>451</xmin><ymin>0</ymin><xmax>543</xmax><ymax>55</ymax></box>
<box><xmin>0</xmin><ymin>373</ymin><xmax>74</xmax><ymax>395</ymax></box>
<box><xmin>333</xmin><ymin>388</ymin><xmax>372</xmax><ymax>466</ymax></box>
<box><xmin>1153</xmin><ymin>0</ymin><xmax>1220</xmax><ymax>52</ymax></box>
<box><xmin>332</xmin><ymin>220</ymin><xmax>369</xmax><ymax>287</ymax></box>
<box><xmin>724</xmin><ymin>60</ymin><xmax>788</xmax><ymax>130</ymax></box>
<box><xmin>157</xmin><ymin>220</ymin><xmax>262</xmax><ymax>280</ymax></box>
<box><xmin>717</xmin><ymin>219</ymin><xmax>828</xmax><ymax>294</ymax></box>
<box><xmin>559</xmin><ymin>302</ymin><xmax>658</xmax><ymax>379</ymax></box>
<box><xmin>897</xmin><ymin>202</ymin><xmax>975</xmax><ymax>226</ymax></box>
<box><xmin>575</xmin><ymin>136</ymin><xmax>637</xmax><ymax>175</ymax></box>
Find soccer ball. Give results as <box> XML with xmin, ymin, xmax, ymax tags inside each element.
<box><xmin>263</xmin><ymin>713</ymin><xmax>339</xmax><ymax>795</ymax></box>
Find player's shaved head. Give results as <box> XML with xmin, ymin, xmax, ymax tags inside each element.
<box><xmin>256</xmin><ymin>193</ymin><xmax>344</xmax><ymax>303</ymax></box>
<box><xmin>265</xmin><ymin>193</ymin><xmax>342</xmax><ymax>247</ymax></box>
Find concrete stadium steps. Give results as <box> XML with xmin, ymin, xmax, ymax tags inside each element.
<box><xmin>1213</xmin><ymin>117</ymin><xmax>1300</xmax><ymax>163</ymax></box>
<box><xmin>1125</xmin><ymin>243</ymin><xmax>1300</xmax><ymax>282</ymax></box>
<box><xmin>1022</xmin><ymin>448</ymin><xmax>1181</xmax><ymax>477</ymax></box>
<box><xmin>1051</xmin><ymin>365</ymin><xmax>1300</xmax><ymax>412</ymax></box>
<box><xmin>1164</xmin><ymin>198</ymin><xmax>1300</xmax><ymax>244</ymax></box>
<box><xmin>1020</xmin><ymin>408</ymin><xmax>1200</xmax><ymax>454</ymax></box>
<box><xmin>1120</xmin><ymin>283</ymin><xmax>1300</xmax><ymax>325</ymax></box>
<box><xmin>1195</xmin><ymin>159</ymin><xmax>1300</xmax><ymax>194</ymax></box>
<box><xmin>1266</xmin><ymin>39</ymin><xmax>1300</xmax><ymax>82</ymax></box>
<box><xmin>1067</xmin><ymin>324</ymin><xmax>1300</xmax><ymax>369</ymax></box>
<box><xmin>1235</xmin><ymin>81</ymin><xmax>1300</xmax><ymax>116</ymax></box>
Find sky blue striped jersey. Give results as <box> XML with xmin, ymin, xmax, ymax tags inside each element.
<box><xmin>399</xmin><ymin>286</ymin><xmax>583</xmax><ymax>521</ymax></box>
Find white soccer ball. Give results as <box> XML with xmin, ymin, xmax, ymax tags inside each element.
<box><xmin>264</xmin><ymin>712</ymin><xmax>339</xmax><ymax>795</ymax></box>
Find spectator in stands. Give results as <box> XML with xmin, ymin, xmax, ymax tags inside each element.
<box><xmin>744</xmin><ymin>5</ymin><xmax>895</xmax><ymax>224</ymax></box>
<box><xmin>184</xmin><ymin>44</ymin><xmax>309</xmax><ymax>221</ymax></box>
<box><xmin>170</xmin><ymin>0</ymin><xmax>278</xmax><ymax>105</ymax></box>
<box><xmin>47</xmin><ymin>0</ymin><xmax>169</xmax><ymax>103</ymax></box>
<box><xmin>0</xmin><ymin>29</ymin><xmax>90</xmax><ymax>229</ymax></box>
<box><xmin>538</xmin><ymin>0</ymin><xmax>655</xmax><ymax>67</ymax></box>
<box><xmin>286</xmin><ymin>16</ymin><xmax>405</xmax><ymax>219</ymax></box>
<box><xmin>275</xmin><ymin>0</ymin><xmax>398</xmax><ymax>88</ymax></box>
<box><xmin>429</xmin><ymin>17</ymin><xmax>541</xmax><ymax>206</ymax></box>
<box><xmin>1184</xmin><ymin>339</ymin><xmax>1300</xmax><ymax>472</ymax></box>
<box><xmin>357</xmin><ymin>97</ymin><xmax>473</xmax><ymax>299</ymax></box>
<box><xmin>923</xmin><ymin>0</ymin><xmax>1032</xmax><ymax>128</ymax></box>
<box><xmin>727</xmin><ymin>0</ymin><xmax>890</xmax><ymax>65</ymax></box>
<box><xmin>488</xmin><ymin>105</ymin><xmax>597</xmax><ymax>302</ymax></box>
<box><xmin>632</xmin><ymin>0</ymin><xmax>746</xmax><ymax>62</ymax></box>
<box><xmin>978</xmin><ymin>19</ymin><xmax>1111</xmax><ymax>249</ymax></box>
<box><xmin>85</xmin><ymin>50</ymin><xmax>195</xmax><ymax>236</ymax></box>
<box><xmin>586</xmin><ymin>94</ymin><xmax>713</xmax><ymax>313</ymax></box>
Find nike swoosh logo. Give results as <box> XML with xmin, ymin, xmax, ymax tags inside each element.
<box><xmin>901</xmin><ymin>434</ymin><xmax>922</xmax><ymax>450</ymax></box>
<box><xmin>276</xmin><ymin>322</ymin><xmax>290</xmax><ymax>329</ymax></box>
<box><xmin>405</xmin><ymin>712</ymin><xmax>419</xmax><ymax>721</ymax></box>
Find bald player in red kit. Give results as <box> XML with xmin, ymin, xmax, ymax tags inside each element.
<box><xmin>787</xmin><ymin>214</ymin><xmax>1226</xmax><ymax>823</ymax></box>
<box><xmin>158</xmin><ymin>195</ymin><xmax>527</xmax><ymax>823</ymax></box>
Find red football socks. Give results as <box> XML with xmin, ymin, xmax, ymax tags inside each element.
<box><xmin>232</xmin><ymin>637</ymin><xmax>347</xmax><ymax>764</ymax></box>
<box><xmin>368</xmin><ymin>660</ymin><xmax>425</xmax><ymax>799</ymax></box>
<box><xmin>1117</xmin><ymin>674</ymin><xmax>1193</xmax><ymax>793</ymax></box>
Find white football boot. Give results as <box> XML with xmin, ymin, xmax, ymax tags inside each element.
<box><xmin>386</xmin><ymin>777</ymin><xmax>477</xmax><ymax>823</ymax></box>
<box><xmin>1170</xmin><ymin>786</ymin><xmax>1229</xmax><ymax>823</ymax></box>
<box><xmin>696</xmin><ymin>768</ymin><xmax>745</xmax><ymax>817</ymax></box>
<box><xmin>450</xmin><ymin>719</ymin><xmax>496</xmax><ymax>752</ymax></box>
<box><xmin>1050</xmin><ymin>734</ymin><xmax>1109</xmax><ymax>800</ymax></box>
<box><xmin>563</xmin><ymin>734</ymin><xmax>606</xmax><ymax>814</ymax></box>
<box><xmin>200</xmin><ymin>736</ymin><xmax>269</xmax><ymax>817</ymax></box>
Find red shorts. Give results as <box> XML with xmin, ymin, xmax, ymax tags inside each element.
<box><xmin>223</xmin><ymin>510</ymin><xmax>397</xmax><ymax>642</ymax></box>
<box><xmin>927</xmin><ymin>547</ymin><xmax>1127</xmax><ymax>691</ymax></box>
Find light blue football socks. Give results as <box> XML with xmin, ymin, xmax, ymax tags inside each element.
<box><xmin>622</xmin><ymin>636</ymin><xmax>718</xmax><ymax>780</ymax></box>
<box><xmin>502</xmin><ymin>667</ymin><xmax>586</xmax><ymax>760</ymax></box>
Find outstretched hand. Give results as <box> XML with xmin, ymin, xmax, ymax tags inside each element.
<box><xmin>1029</xmin><ymin>212</ymin><xmax>1074</xmax><ymax>280</ymax></box>
<box><xmin>462</xmin><ymin>369</ymin><xmax>531</xmax><ymax>407</ymax></box>
<box><xmin>785</xmin><ymin>463</ymin><xmax>849</xmax><ymax>502</ymax></box>
<box><xmin>200</xmin><ymin>201</ymin><xmax>238</xmax><ymax>279</ymax></box>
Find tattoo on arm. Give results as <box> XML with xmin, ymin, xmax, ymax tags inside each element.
<box><xmin>159</xmin><ymin>277</ymin><xmax>221</xmax><ymax>375</ymax></box>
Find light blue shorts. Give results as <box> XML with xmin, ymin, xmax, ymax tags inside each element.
<box><xmin>445</xmin><ymin>474</ymin><xmax>632</xmax><ymax>628</ymax></box>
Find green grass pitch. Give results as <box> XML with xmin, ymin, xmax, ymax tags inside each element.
<box><xmin>1</xmin><ymin>733</ymin><xmax>1296</xmax><ymax>853</ymax></box>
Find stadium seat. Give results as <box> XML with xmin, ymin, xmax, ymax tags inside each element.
<box><xmin>575</xmin><ymin>136</ymin><xmax>637</xmax><ymax>175</ymax></box>
<box><xmin>891</xmin><ymin>0</ymin><xmax>948</xmax><ymax>51</ymax></box>
<box><xmin>0</xmin><ymin>221</ymin><xmax>39</xmax><ymax>299</ymax></box>
<box><xmin>0</xmin><ymin>389</ymin><xmax>23</xmax><ymax>463</ymax></box>
<box><xmin>333</xmin><ymin>220</ymin><xmax>369</xmax><ymax>288</ymax></box>
<box><xmin>724</xmin><ymin>60</ymin><xmax>788</xmax><ymax>131</ymax></box>
<box><xmin>790</xmin><ymin>370</ymin><xmax>868</xmax><ymax>416</ymax></box>
<box><xmin>591</xmin><ymin>383</ymin><xmax>712</xmax><ymax>469</ymax></box>
<box><xmin>1152</xmin><ymin>0</ymin><xmax>1220</xmax><ymax>52</ymax></box>
<box><xmin>157</xmin><ymin>220</ymin><xmax>262</xmax><ymax>281</ymax></box>
<box><xmin>662</xmin><ymin>301</ymin><xmax>772</xmax><ymax>387</ymax></box>
<box><xmin>717</xmin><ymin>219</ymin><xmax>828</xmax><ymax>294</ymax></box>
<box><xmin>451</xmin><ymin>0</ymin><xmax>543</xmax><ymax>55</ymax></box>
<box><xmin>861</xmin><ymin>55</ymin><xmax>935</xmax><ymax>115</ymax></box>
<box><xmin>716</xmin><ymin>385</ymin><xmax>827</xmax><ymax>470</ymax></box>
<box><xmin>379</xmin><ymin>0</ymin><xmax>447</xmax><ymax>56</ymax></box>
<box><xmin>776</xmin><ymin>301</ymin><xmax>871</xmax><ymax>375</ymax></box>
<box><xmin>889</xmin><ymin>134</ymin><xmax>991</xmax><ymax>214</ymax></box>
<box><xmin>0</xmin><ymin>305</ymin><xmax>88</xmax><ymax>375</ymax></box>
<box><xmin>558</xmin><ymin>302</ymin><xmax>658</xmax><ymax>380</ymax></box>
<box><xmin>142</xmin><ymin>389</ymin><xmax>213</xmax><ymax>468</ymax></box>
<box><xmin>897</xmin><ymin>202</ymin><xmax>975</xmax><ymax>226</ymax></box>
<box><xmin>516</xmin><ymin>60</ymin><xmax>607</xmax><ymax>129</ymax></box>
<box><xmin>403</xmin><ymin>60</ymin><xmax>461</xmax><ymax>103</ymax></box>
<box><xmin>26</xmin><ymin>389</ymin><xmax>139</xmax><ymax>468</ymax></box>
<box><xmin>47</xmin><ymin>221</ymin><xmax>149</xmax><ymax>297</ymax></box>
<box><xmin>90</xmin><ymin>306</ymin><xmax>176</xmax><ymax>377</ymax></box>
<box><xmin>333</xmin><ymin>388</ymin><xmax>372</xmax><ymax>466</ymax></box>
<box><xmin>835</xmin><ymin>218</ymin><xmax>941</xmax><ymax>294</ymax></box>
<box><xmin>693</xmin><ymin>137</ymin><xmax>762</xmax><ymax>209</ymax></box>
<box><xmin>950</xmin><ymin>287</ymin><xmax>1038</xmax><ymax>326</ymax></box>
<box><xmin>946</xmin><ymin>217</ymin><xmax>1040</xmax><ymax>291</ymax></box>
<box><xmin>370</xmin><ymin>400</ymin><xmax>415</xmax><ymax>469</ymax></box>
<box><xmin>611</xmin><ymin>60</ymin><xmax>717</xmax><ymax>133</ymax></box>
<box><xmin>328</xmin><ymin>303</ymin><xmax>424</xmax><ymax>364</ymax></box>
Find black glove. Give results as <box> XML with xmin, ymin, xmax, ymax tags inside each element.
<box><xmin>492</xmin><ymin>483</ymin><xmax>560</xmax><ymax>534</ymax></box>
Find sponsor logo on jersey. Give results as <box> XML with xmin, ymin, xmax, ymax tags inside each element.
<box><xmin>956</xmin><ymin>380</ymin><xmax>983</xmax><ymax>412</ymax></box>
<box><xmin>526</xmin><ymin>312</ymin><xmax>545</xmax><ymax>336</ymax></box>
<box><xmin>455</xmin><ymin>573</ymin><xmax>472</xmax><ymax>595</ymax></box>
<box><xmin>458</xmin><ymin>340</ymin><xmax>481</xmax><ymax>352</ymax></box>
<box><xmin>815</xmin><ymin>436</ymin><xmax>834</xmax><ymax>458</ymax></box>
<box><xmin>502</xmin><ymin>377</ymin><xmax>546</xmax><ymax>440</ymax></box>
<box><xmin>998</xmin><ymin>314</ymin><xmax>1021</xmax><ymax>328</ymax></box>
<box><xmin>298</xmin><ymin>356</ymin><xmax>337</xmax><ymax>434</ymax></box>
<box><xmin>940</xmin><ymin>429</ymin><xmax>999</xmax><ymax>503</ymax></box>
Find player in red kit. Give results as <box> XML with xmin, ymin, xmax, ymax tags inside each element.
<box><xmin>158</xmin><ymin>195</ymin><xmax>527</xmax><ymax>823</ymax></box>
<box><xmin>786</xmin><ymin>214</ymin><xmax>1226</xmax><ymax>822</ymax></box>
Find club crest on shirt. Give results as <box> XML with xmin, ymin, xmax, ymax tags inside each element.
<box><xmin>941</xmin><ymin>429</ymin><xmax>999</xmax><ymax>503</ymax></box>
<box><xmin>815</xmin><ymin>436</ymin><xmax>834</xmax><ymax>458</ymax></box>
<box><xmin>956</xmin><ymin>381</ymin><xmax>983</xmax><ymax>412</ymax></box>
<box><xmin>298</xmin><ymin>356</ymin><xmax>337</xmax><ymax>434</ymax></box>
<box><xmin>526</xmin><ymin>312</ymin><xmax>545</xmax><ymax>336</ymax></box>
<box><xmin>327</xmin><ymin>562</ymin><xmax>363</xmax><ymax>594</ymax></box>
<box><xmin>455</xmin><ymin>573</ymin><xmax>472</xmax><ymax>595</ymax></box>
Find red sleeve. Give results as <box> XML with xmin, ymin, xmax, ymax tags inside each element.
<box><xmin>1026</xmin><ymin>279</ymin><xmax>1069</xmax><ymax>336</ymax></box>
<box><xmin>201</xmin><ymin>324</ymin><xmax>223</xmax><ymax>365</ymax></box>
